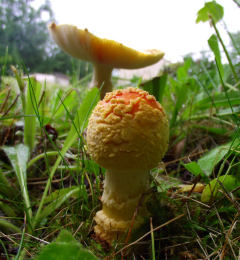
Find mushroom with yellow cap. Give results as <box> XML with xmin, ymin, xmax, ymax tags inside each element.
<box><xmin>48</xmin><ymin>23</ymin><xmax>164</xmax><ymax>99</ymax></box>
<box><xmin>87</xmin><ymin>87</ymin><xmax>169</xmax><ymax>243</ymax></box>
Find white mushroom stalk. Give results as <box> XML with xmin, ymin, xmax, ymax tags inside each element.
<box><xmin>87</xmin><ymin>87</ymin><xmax>169</xmax><ymax>243</ymax></box>
<box><xmin>48</xmin><ymin>23</ymin><xmax>164</xmax><ymax>99</ymax></box>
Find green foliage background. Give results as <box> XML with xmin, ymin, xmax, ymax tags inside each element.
<box><xmin>0</xmin><ymin>0</ymin><xmax>92</xmax><ymax>76</ymax></box>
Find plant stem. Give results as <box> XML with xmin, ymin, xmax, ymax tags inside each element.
<box><xmin>15</xmin><ymin>223</ymin><xmax>26</xmax><ymax>260</ymax></box>
<box><xmin>32</xmin><ymin>156</ymin><xmax>62</xmax><ymax>229</ymax></box>
<box><xmin>150</xmin><ymin>218</ymin><xmax>156</xmax><ymax>260</ymax></box>
<box><xmin>232</xmin><ymin>0</ymin><xmax>240</xmax><ymax>8</ymax></box>
<box><xmin>11</xmin><ymin>66</ymin><xmax>26</xmax><ymax>111</ymax></box>
<box><xmin>27</xmin><ymin>151</ymin><xmax>59</xmax><ymax>168</ymax></box>
<box><xmin>0</xmin><ymin>239</ymin><xmax>9</xmax><ymax>260</ymax></box>
<box><xmin>223</xmin><ymin>22</ymin><xmax>240</xmax><ymax>56</ymax></box>
<box><xmin>211</xmin><ymin>18</ymin><xmax>239</xmax><ymax>83</ymax></box>
<box><xmin>20</xmin><ymin>175</ymin><xmax>33</xmax><ymax>223</ymax></box>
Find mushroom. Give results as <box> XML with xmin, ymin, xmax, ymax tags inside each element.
<box><xmin>48</xmin><ymin>23</ymin><xmax>164</xmax><ymax>99</ymax></box>
<box><xmin>87</xmin><ymin>87</ymin><xmax>169</xmax><ymax>243</ymax></box>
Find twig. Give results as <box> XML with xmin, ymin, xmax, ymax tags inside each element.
<box><xmin>11</xmin><ymin>233</ymin><xmax>49</xmax><ymax>245</ymax></box>
<box><xmin>175</xmin><ymin>194</ymin><xmax>211</xmax><ymax>208</ymax></box>
<box><xmin>27</xmin><ymin>174</ymin><xmax>70</xmax><ymax>185</ymax></box>
<box><xmin>120</xmin><ymin>189</ymin><xmax>150</xmax><ymax>259</ymax></box>
<box><xmin>114</xmin><ymin>214</ymin><xmax>185</xmax><ymax>257</ymax></box>
<box><xmin>73</xmin><ymin>222</ymin><xmax>84</xmax><ymax>237</ymax></box>
<box><xmin>2</xmin><ymin>94</ymin><xmax>20</xmax><ymax>117</ymax></box>
<box><xmin>164</xmin><ymin>150</ymin><xmax>207</xmax><ymax>167</ymax></box>
<box><xmin>0</xmin><ymin>88</ymin><xmax>11</xmax><ymax>113</ymax></box>
<box><xmin>220</xmin><ymin>213</ymin><xmax>239</xmax><ymax>260</ymax></box>
<box><xmin>0</xmin><ymin>232</ymin><xmax>32</xmax><ymax>257</ymax></box>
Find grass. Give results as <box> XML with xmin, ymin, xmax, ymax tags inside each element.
<box><xmin>1</xmin><ymin>3</ymin><xmax>240</xmax><ymax>259</ymax></box>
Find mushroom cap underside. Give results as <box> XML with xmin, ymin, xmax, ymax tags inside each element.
<box><xmin>49</xmin><ymin>23</ymin><xmax>164</xmax><ymax>69</ymax></box>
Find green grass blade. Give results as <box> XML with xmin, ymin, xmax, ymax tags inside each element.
<box><xmin>11</xmin><ymin>66</ymin><xmax>26</xmax><ymax>111</ymax></box>
<box><xmin>2</xmin><ymin>144</ymin><xmax>32</xmax><ymax>223</ymax></box>
<box><xmin>0</xmin><ymin>238</ymin><xmax>10</xmax><ymax>260</ymax></box>
<box><xmin>0</xmin><ymin>201</ymin><xmax>17</xmax><ymax>217</ymax></box>
<box><xmin>193</xmin><ymin>91</ymin><xmax>240</xmax><ymax>110</ymax></box>
<box><xmin>24</xmin><ymin>77</ymin><xmax>42</xmax><ymax>152</ymax></box>
<box><xmin>211</xmin><ymin>19</ymin><xmax>239</xmax><ymax>82</ymax></box>
<box><xmin>0</xmin><ymin>168</ymin><xmax>16</xmax><ymax>198</ymax></box>
<box><xmin>140</xmin><ymin>74</ymin><xmax>167</xmax><ymax>103</ymax></box>
<box><xmin>15</xmin><ymin>223</ymin><xmax>26</xmax><ymax>260</ymax></box>
<box><xmin>0</xmin><ymin>219</ymin><xmax>21</xmax><ymax>233</ymax></box>
<box><xmin>38</xmin><ymin>187</ymin><xmax>80</xmax><ymax>221</ymax></box>
<box><xmin>33</xmin><ymin>87</ymin><xmax>99</xmax><ymax>228</ymax></box>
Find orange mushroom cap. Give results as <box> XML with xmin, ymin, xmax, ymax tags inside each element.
<box><xmin>87</xmin><ymin>87</ymin><xmax>169</xmax><ymax>171</ymax></box>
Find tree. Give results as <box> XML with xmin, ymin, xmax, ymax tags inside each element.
<box><xmin>0</xmin><ymin>0</ymin><xmax>93</xmax><ymax>77</ymax></box>
<box><xmin>0</xmin><ymin>0</ymin><xmax>54</xmax><ymax>72</ymax></box>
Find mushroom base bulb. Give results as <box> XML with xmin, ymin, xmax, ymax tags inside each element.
<box><xmin>94</xmin><ymin>169</ymin><xmax>148</xmax><ymax>243</ymax></box>
<box><xmin>87</xmin><ymin>87</ymin><xmax>169</xmax><ymax>243</ymax></box>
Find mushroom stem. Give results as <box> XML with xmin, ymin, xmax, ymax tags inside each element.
<box><xmin>94</xmin><ymin>169</ymin><xmax>149</xmax><ymax>242</ymax></box>
<box><xmin>87</xmin><ymin>87</ymin><xmax>169</xmax><ymax>244</ymax></box>
<box><xmin>93</xmin><ymin>64</ymin><xmax>113</xmax><ymax>99</ymax></box>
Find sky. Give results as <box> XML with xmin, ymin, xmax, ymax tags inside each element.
<box><xmin>34</xmin><ymin>0</ymin><xmax>240</xmax><ymax>62</ymax></box>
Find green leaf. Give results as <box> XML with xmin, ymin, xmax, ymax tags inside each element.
<box><xmin>201</xmin><ymin>175</ymin><xmax>240</xmax><ymax>202</ymax></box>
<box><xmin>24</xmin><ymin>77</ymin><xmax>42</xmax><ymax>152</ymax></box>
<box><xmin>55</xmin><ymin>230</ymin><xmax>78</xmax><ymax>243</ymax></box>
<box><xmin>197</xmin><ymin>143</ymin><xmax>231</xmax><ymax>176</ymax></box>
<box><xmin>2</xmin><ymin>144</ymin><xmax>32</xmax><ymax>220</ymax></box>
<box><xmin>3</xmin><ymin>144</ymin><xmax>29</xmax><ymax>180</ymax></box>
<box><xmin>208</xmin><ymin>34</ymin><xmax>224</xmax><ymax>77</ymax></box>
<box><xmin>196</xmin><ymin>1</ymin><xmax>224</xmax><ymax>23</ymax></box>
<box><xmin>140</xmin><ymin>74</ymin><xmax>168</xmax><ymax>103</ymax></box>
<box><xmin>182</xmin><ymin>161</ymin><xmax>205</xmax><ymax>177</ymax></box>
<box><xmin>34</xmin><ymin>230</ymin><xmax>99</xmax><ymax>260</ymax></box>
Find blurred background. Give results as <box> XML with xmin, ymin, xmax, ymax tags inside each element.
<box><xmin>1</xmin><ymin>0</ymin><xmax>239</xmax><ymax>81</ymax></box>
